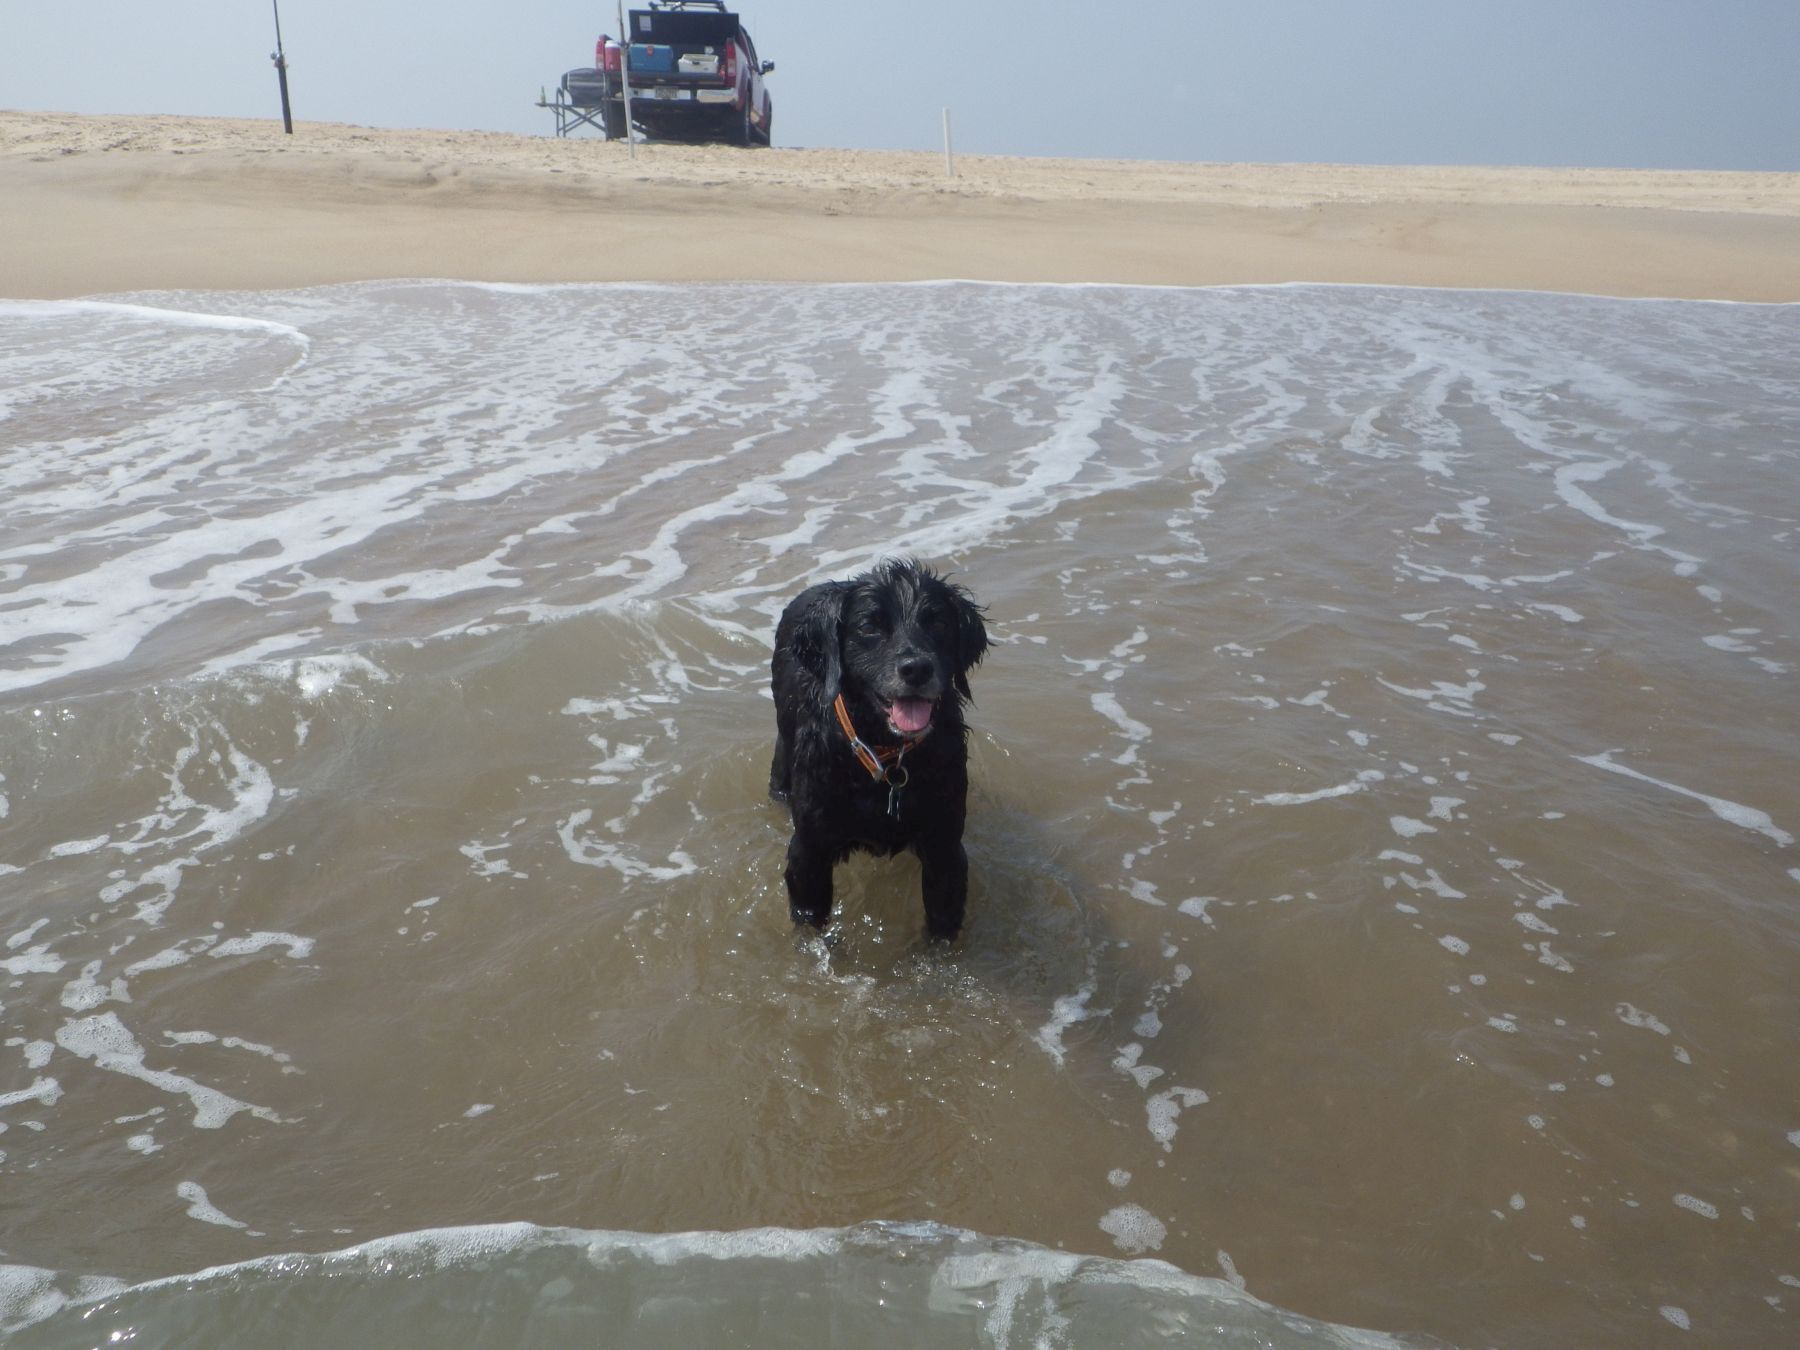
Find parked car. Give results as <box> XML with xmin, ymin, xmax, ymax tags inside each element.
<box><xmin>594</xmin><ymin>1</ymin><xmax>774</xmax><ymax>146</ymax></box>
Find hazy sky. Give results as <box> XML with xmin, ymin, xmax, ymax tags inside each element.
<box><xmin>3</xmin><ymin>1</ymin><xmax>1795</xmax><ymax>168</ymax></box>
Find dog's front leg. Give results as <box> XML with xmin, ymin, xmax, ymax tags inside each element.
<box><xmin>784</xmin><ymin>832</ymin><xmax>834</xmax><ymax>929</ymax></box>
<box><xmin>918</xmin><ymin>840</ymin><xmax>968</xmax><ymax>942</ymax></box>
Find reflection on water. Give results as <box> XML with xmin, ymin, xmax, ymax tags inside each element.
<box><xmin>0</xmin><ymin>282</ymin><xmax>1796</xmax><ymax>1346</ymax></box>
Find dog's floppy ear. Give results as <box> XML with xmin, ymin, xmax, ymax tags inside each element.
<box><xmin>949</xmin><ymin>582</ymin><xmax>989</xmax><ymax>700</ymax></box>
<box><xmin>791</xmin><ymin>583</ymin><xmax>846</xmax><ymax>700</ymax></box>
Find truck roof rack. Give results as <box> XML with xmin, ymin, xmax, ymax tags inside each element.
<box><xmin>644</xmin><ymin>1</ymin><xmax>730</xmax><ymax>11</ymax></box>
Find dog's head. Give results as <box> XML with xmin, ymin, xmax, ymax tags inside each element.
<box><xmin>800</xmin><ymin>558</ymin><xmax>987</xmax><ymax>738</ymax></box>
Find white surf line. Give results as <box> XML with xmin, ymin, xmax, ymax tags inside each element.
<box><xmin>176</xmin><ymin>1181</ymin><xmax>256</xmax><ymax>1232</ymax></box>
<box><xmin>0</xmin><ymin>1078</ymin><xmax>63</xmax><ymax>1110</ymax></box>
<box><xmin>816</xmin><ymin>362</ymin><xmax>1134</xmax><ymax>572</ymax></box>
<box><xmin>0</xmin><ymin>299</ymin><xmax>311</xmax><ymax>349</ymax></box>
<box><xmin>53</xmin><ymin>1013</ymin><xmax>288</xmax><ymax>1130</ymax></box>
<box><xmin>1034</xmin><ymin>983</ymin><xmax>1099</xmax><ymax>1068</ymax></box>
<box><xmin>1576</xmin><ymin>752</ymin><xmax>1793</xmax><ymax>847</ymax></box>
<box><xmin>1090</xmin><ymin>691</ymin><xmax>1151</xmax><ymax>766</ymax></box>
<box><xmin>1552</xmin><ymin>458</ymin><xmax>1704</xmax><ymax>572</ymax></box>
<box><xmin>1251</xmin><ymin>769</ymin><xmax>1385</xmax><ymax>807</ymax></box>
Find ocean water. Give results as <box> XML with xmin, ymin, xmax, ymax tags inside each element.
<box><xmin>0</xmin><ymin>280</ymin><xmax>1796</xmax><ymax>1347</ymax></box>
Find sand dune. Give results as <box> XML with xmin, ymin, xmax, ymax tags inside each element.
<box><xmin>4</xmin><ymin>110</ymin><xmax>1798</xmax><ymax>300</ymax></box>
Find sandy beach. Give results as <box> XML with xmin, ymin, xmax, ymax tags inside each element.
<box><xmin>3</xmin><ymin>109</ymin><xmax>1799</xmax><ymax>300</ymax></box>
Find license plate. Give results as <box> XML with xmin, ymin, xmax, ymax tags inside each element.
<box><xmin>653</xmin><ymin>86</ymin><xmax>680</xmax><ymax>100</ymax></box>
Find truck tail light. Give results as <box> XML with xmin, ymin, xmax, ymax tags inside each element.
<box><xmin>722</xmin><ymin>40</ymin><xmax>737</xmax><ymax>85</ymax></box>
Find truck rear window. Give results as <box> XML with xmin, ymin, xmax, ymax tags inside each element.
<box><xmin>628</xmin><ymin>8</ymin><xmax>740</xmax><ymax>46</ymax></box>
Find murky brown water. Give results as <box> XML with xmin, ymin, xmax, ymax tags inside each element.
<box><xmin>1</xmin><ymin>282</ymin><xmax>1796</xmax><ymax>1345</ymax></box>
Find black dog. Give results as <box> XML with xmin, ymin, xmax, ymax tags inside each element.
<box><xmin>770</xmin><ymin>558</ymin><xmax>989</xmax><ymax>940</ymax></box>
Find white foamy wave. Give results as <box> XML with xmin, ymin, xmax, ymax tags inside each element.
<box><xmin>1254</xmin><ymin>769</ymin><xmax>1386</xmax><ymax>807</ymax></box>
<box><xmin>1098</xmin><ymin>1203</ymin><xmax>1167</xmax><ymax>1254</ymax></box>
<box><xmin>0</xmin><ymin>1220</ymin><xmax>1420</xmax><ymax>1347</ymax></box>
<box><xmin>52</xmin><ymin>1012</ymin><xmax>287</xmax><ymax>1131</ymax></box>
<box><xmin>1576</xmin><ymin>752</ymin><xmax>1793</xmax><ymax>846</ymax></box>
<box><xmin>0</xmin><ymin>1078</ymin><xmax>63</xmax><ymax>1111</ymax></box>
<box><xmin>0</xmin><ymin>298</ymin><xmax>310</xmax><ymax>348</ymax></box>
<box><xmin>557</xmin><ymin>809</ymin><xmax>697</xmax><ymax>881</ymax></box>
<box><xmin>0</xmin><ymin>1267</ymin><xmax>129</xmax><ymax>1340</ymax></box>
<box><xmin>3</xmin><ymin>280</ymin><xmax>1795</xmax><ymax>708</ymax></box>
<box><xmin>1034</xmin><ymin>983</ymin><xmax>1098</xmax><ymax>1067</ymax></box>
<box><xmin>175</xmin><ymin>1180</ymin><xmax>254</xmax><ymax>1232</ymax></box>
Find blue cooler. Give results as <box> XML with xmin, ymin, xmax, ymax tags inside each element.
<box><xmin>629</xmin><ymin>43</ymin><xmax>676</xmax><ymax>73</ymax></box>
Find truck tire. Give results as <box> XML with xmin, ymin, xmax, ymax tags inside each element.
<box><xmin>603</xmin><ymin>102</ymin><xmax>627</xmax><ymax>140</ymax></box>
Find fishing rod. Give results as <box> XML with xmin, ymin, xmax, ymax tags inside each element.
<box><xmin>271</xmin><ymin>0</ymin><xmax>294</xmax><ymax>134</ymax></box>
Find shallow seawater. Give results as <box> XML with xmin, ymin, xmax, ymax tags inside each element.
<box><xmin>0</xmin><ymin>281</ymin><xmax>1796</xmax><ymax>1347</ymax></box>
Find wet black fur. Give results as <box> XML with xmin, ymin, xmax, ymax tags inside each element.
<box><xmin>769</xmin><ymin>559</ymin><xmax>989</xmax><ymax>940</ymax></box>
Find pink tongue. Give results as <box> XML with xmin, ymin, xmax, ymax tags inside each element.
<box><xmin>891</xmin><ymin>698</ymin><xmax>934</xmax><ymax>734</ymax></box>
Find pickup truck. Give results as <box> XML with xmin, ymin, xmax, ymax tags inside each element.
<box><xmin>592</xmin><ymin>1</ymin><xmax>775</xmax><ymax>146</ymax></box>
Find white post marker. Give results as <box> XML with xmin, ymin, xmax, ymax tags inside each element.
<box><xmin>616</xmin><ymin>0</ymin><xmax>637</xmax><ymax>158</ymax></box>
<box><xmin>943</xmin><ymin>107</ymin><xmax>955</xmax><ymax>179</ymax></box>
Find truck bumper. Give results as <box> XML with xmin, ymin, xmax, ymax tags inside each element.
<box><xmin>627</xmin><ymin>87</ymin><xmax>736</xmax><ymax>106</ymax></box>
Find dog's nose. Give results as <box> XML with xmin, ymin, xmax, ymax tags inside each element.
<box><xmin>899</xmin><ymin>655</ymin><xmax>935</xmax><ymax>687</ymax></box>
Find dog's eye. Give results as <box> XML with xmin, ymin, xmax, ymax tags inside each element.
<box><xmin>854</xmin><ymin>616</ymin><xmax>885</xmax><ymax>639</ymax></box>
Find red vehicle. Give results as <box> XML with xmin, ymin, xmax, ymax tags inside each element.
<box><xmin>594</xmin><ymin>1</ymin><xmax>774</xmax><ymax>146</ymax></box>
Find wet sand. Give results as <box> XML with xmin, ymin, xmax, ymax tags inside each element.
<box><xmin>3</xmin><ymin>110</ymin><xmax>1799</xmax><ymax>301</ymax></box>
